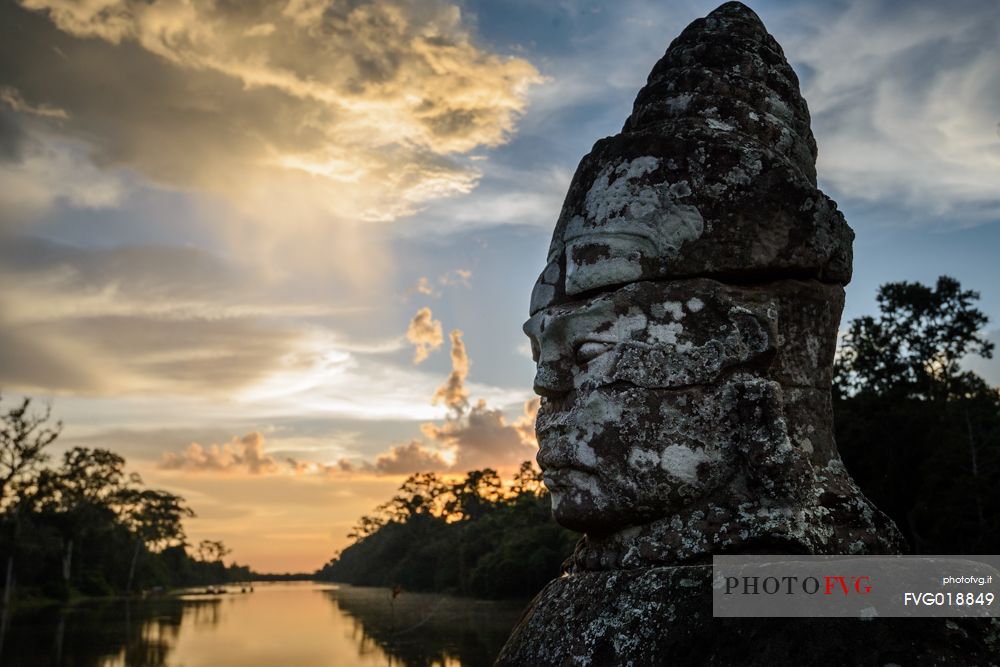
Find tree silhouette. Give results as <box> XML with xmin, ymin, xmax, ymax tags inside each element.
<box><xmin>1</xmin><ymin>399</ymin><xmax>254</xmax><ymax>602</ymax></box>
<box><xmin>0</xmin><ymin>396</ymin><xmax>61</xmax><ymax>606</ymax></box>
<box><xmin>834</xmin><ymin>276</ymin><xmax>1000</xmax><ymax>554</ymax></box>
<box><xmin>835</xmin><ymin>276</ymin><xmax>994</xmax><ymax>399</ymax></box>
<box><xmin>320</xmin><ymin>463</ymin><xmax>577</xmax><ymax>599</ymax></box>
<box><xmin>0</xmin><ymin>396</ymin><xmax>61</xmax><ymax>508</ymax></box>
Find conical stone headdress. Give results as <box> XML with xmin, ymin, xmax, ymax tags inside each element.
<box><xmin>530</xmin><ymin>1</ymin><xmax>852</xmax><ymax>316</ymax></box>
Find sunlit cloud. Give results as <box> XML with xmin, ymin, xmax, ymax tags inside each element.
<box><xmin>363</xmin><ymin>331</ymin><xmax>538</xmax><ymax>475</ymax></box>
<box><xmin>0</xmin><ymin>85</ymin><xmax>67</xmax><ymax>119</ymax></box>
<box><xmin>7</xmin><ymin>0</ymin><xmax>542</xmax><ymax>226</ymax></box>
<box><xmin>0</xmin><ymin>126</ymin><xmax>125</xmax><ymax>227</ymax></box>
<box><xmin>405</xmin><ymin>307</ymin><xmax>444</xmax><ymax>364</ymax></box>
<box><xmin>432</xmin><ymin>330</ymin><xmax>470</xmax><ymax>414</ymax></box>
<box><xmin>149</xmin><ymin>326</ymin><xmax>539</xmax><ymax>479</ymax></box>
<box><xmin>0</xmin><ymin>0</ymin><xmax>544</xmax><ymax>433</ymax></box>
<box><xmin>439</xmin><ymin>268</ymin><xmax>472</xmax><ymax>287</ymax></box>
<box><xmin>404</xmin><ymin>276</ymin><xmax>438</xmax><ymax>299</ymax></box>
<box><xmin>373</xmin><ymin>440</ymin><xmax>451</xmax><ymax>475</ymax></box>
<box><xmin>160</xmin><ymin>432</ymin><xmax>280</xmax><ymax>475</ymax></box>
<box><xmin>419</xmin><ymin>398</ymin><xmax>539</xmax><ymax>471</ymax></box>
<box><xmin>0</xmin><ymin>238</ymin><xmax>314</xmax><ymax>394</ymax></box>
<box><xmin>401</xmin><ymin>268</ymin><xmax>472</xmax><ymax>300</ymax></box>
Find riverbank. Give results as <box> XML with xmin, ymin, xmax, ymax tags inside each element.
<box><xmin>3</xmin><ymin>574</ymin><xmax>317</xmax><ymax>611</ymax></box>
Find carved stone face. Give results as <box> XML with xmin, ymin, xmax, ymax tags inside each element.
<box><xmin>523</xmin><ymin>279</ymin><xmax>788</xmax><ymax>532</ymax></box>
<box><xmin>507</xmin><ymin>0</ymin><xmax>904</xmax><ymax>585</ymax></box>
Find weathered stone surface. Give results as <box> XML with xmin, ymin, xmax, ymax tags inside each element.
<box><xmin>519</xmin><ymin>0</ymin><xmax>896</xmax><ymax>573</ymax></box>
<box><xmin>498</xmin><ymin>567</ymin><xmax>1000</xmax><ymax>666</ymax></box>
<box><xmin>503</xmin><ymin>2</ymin><xmax>996</xmax><ymax>665</ymax></box>
<box><xmin>528</xmin><ymin>2</ymin><xmax>853</xmax><ymax>317</ymax></box>
<box><xmin>536</xmin><ymin>374</ymin><xmax>899</xmax><ymax>567</ymax></box>
<box><xmin>526</xmin><ymin>278</ymin><xmax>843</xmax><ymax>396</ymax></box>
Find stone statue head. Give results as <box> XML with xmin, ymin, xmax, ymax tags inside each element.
<box><xmin>522</xmin><ymin>1</ymin><xmax>901</xmax><ymax>567</ymax></box>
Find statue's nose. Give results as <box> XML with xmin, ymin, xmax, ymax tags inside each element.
<box><xmin>532</xmin><ymin>363</ymin><xmax>572</xmax><ymax>399</ymax></box>
<box><xmin>523</xmin><ymin>314</ymin><xmax>573</xmax><ymax>398</ymax></box>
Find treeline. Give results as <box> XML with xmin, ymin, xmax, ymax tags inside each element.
<box><xmin>315</xmin><ymin>464</ymin><xmax>577</xmax><ymax>599</ymax></box>
<box><xmin>0</xmin><ymin>399</ymin><xmax>253</xmax><ymax>604</ymax></box>
<box><xmin>833</xmin><ymin>276</ymin><xmax>1000</xmax><ymax>554</ymax></box>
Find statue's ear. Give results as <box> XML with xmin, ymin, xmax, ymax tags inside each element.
<box><xmin>723</xmin><ymin>379</ymin><xmax>813</xmax><ymax>501</ymax></box>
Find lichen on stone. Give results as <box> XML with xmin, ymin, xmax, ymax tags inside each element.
<box><xmin>499</xmin><ymin>2</ymin><xmax>996</xmax><ymax>665</ymax></box>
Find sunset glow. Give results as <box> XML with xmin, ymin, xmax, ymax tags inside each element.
<box><xmin>3</xmin><ymin>0</ymin><xmax>1000</xmax><ymax>573</ymax></box>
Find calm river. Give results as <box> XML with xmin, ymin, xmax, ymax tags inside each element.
<box><xmin>0</xmin><ymin>582</ymin><xmax>528</xmax><ymax>666</ymax></box>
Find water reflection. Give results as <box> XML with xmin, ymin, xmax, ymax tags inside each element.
<box><xmin>0</xmin><ymin>582</ymin><xmax>525</xmax><ymax>666</ymax></box>
<box><xmin>325</xmin><ymin>586</ymin><xmax>524</xmax><ymax>667</ymax></box>
<box><xmin>1</xmin><ymin>594</ymin><xmax>221</xmax><ymax>667</ymax></box>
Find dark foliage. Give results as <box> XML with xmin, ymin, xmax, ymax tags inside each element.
<box><xmin>0</xmin><ymin>397</ymin><xmax>257</xmax><ymax>604</ymax></box>
<box><xmin>834</xmin><ymin>276</ymin><xmax>1000</xmax><ymax>553</ymax></box>
<box><xmin>316</xmin><ymin>462</ymin><xmax>578</xmax><ymax>599</ymax></box>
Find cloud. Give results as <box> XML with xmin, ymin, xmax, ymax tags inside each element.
<box><xmin>284</xmin><ymin>456</ymin><xmax>356</xmax><ymax>476</ymax></box>
<box><xmin>432</xmin><ymin>329</ymin><xmax>470</xmax><ymax>413</ymax></box>
<box><xmin>439</xmin><ymin>268</ymin><xmax>472</xmax><ymax>288</ymax></box>
<box><xmin>336</xmin><ymin>398</ymin><xmax>537</xmax><ymax>476</ymax></box>
<box><xmin>781</xmin><ymin>0</ymin><xmax>1000</xmax><ymax>223</ymax></box>
<box><xmin>3</xmin><ymin>0</ymin><xmax>542</xmax><ymax>229</ymax></box>
<box><xmin>401</xmin><ymin>269</ymin><xmax>472</xmax><ymax>299</ymax></box>
<box><xmin>0</xmin><ymin>237</ymin><xmax>308</xmax><ymax>394</ymax></box>
<box><xmin>160</xmin><ymin>432</ymin><xmax>279</xmax><ymax>474</ymax></box>
<box><xmin>144</xmin><ymin>317</ymin><xmax>539</xmax><ymax>479</ymax></box>
<box><xmin>420</xmin><ymin>398</ymin><xmax>538</xmax><ymax>470</ymax></box>
<box><xmin>0</xmin><ymin>114</ymin><xmax>124</xmax><ymax>227</ymax></box>
<box><xmin>370</xmin><ymin>327</ymin><xmax>537</xmax><ymax>475</ymax></box>
<box><xmin>0</xmin><ymin>85</ymin><xmax>67</xmax><ymax>119</ymax></box>
<box><xmin>0</xmin><ymin>236</ymin><xmax>492</xmax><ymax>416</ymax></box>
<box><xmin>404</xmin><ymin>276</ymin><xmax>438</xmax><ymax>299</ymax></box>
<box><xmin>232</xmin><ymin>325</ymin><xmax>538</xmax><ymax>477</ymax></box>
<box><xmin>405</xmin><ymin>307</ymin><xmax>444</xmax><ymax>363</ymax></box>
<box><xmin>373</xmin><ymin>440</ymin><xmax>450</xmax><ymax>475</ymax></box>
<box><xmin>354</xmin><ymin>332</ymin><xmax>538</xmax><ymax>475</ymax></box>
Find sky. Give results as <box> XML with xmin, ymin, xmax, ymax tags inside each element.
<box><xmin>1</xmin><ymin>0</ymin><xmax>999</xmax><ymax>572</ymax></box>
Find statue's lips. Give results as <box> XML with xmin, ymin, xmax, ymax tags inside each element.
<box><xmin>542</xmin><ymin>466</ymin><xmax>599</xmax><ymax>491</ymax></box>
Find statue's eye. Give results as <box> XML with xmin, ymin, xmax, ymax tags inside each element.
<box><xmin>575</xmin><ymin>341</ymin><xmax>612</xmax><ymax>365</ymax></box>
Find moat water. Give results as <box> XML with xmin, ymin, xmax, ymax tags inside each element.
<box><xmin>0</xmin><ymin>581</ymin><xmax>527</xmax><ymax>666</ymax></box>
